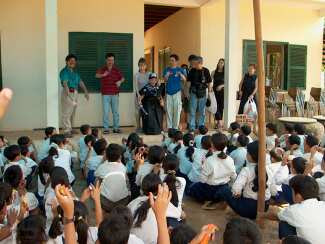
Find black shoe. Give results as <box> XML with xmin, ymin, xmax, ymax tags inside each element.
<box><xmin>113</xmin><ymin>129</ymin><xmax>122</xmax><ymax>134</ymax></box>
<box><xmin>103</xmin><ymin>129</ymin><xmax>110</xmax><ymax>134</ymax></box>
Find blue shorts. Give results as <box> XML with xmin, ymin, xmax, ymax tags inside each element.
<box><xmin>87</xmin><ymin>170</ymin><xmax>96</xmax><ymax>186</ymax></box>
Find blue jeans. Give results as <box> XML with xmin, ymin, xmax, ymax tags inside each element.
<box><xmin>189</xmin><ymin>93</ymin><xmax>207</xmax><ymax>130</ymax></box>
<box><xmin>188</xmin><ymin>182</ymin><xmax>230</xmax><ymax>202</ymax></box>
<box><xmin>87</xmin><ymin>170</ymin><xmax>95</xmax><ymax>186</ymax></box>
<box><xmin>102</xmin><ymin>95</ymin><xmax>119</xmax><ymax>130</ymax></box>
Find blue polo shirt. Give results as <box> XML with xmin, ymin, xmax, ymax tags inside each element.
<box><xmin>163</xmin><ymin>67</ymin><xmax>186</xmax><ymax>95</ymax></box>
<box><xmin>59</xmin><ymin>66</ymin><xmax>81</xmax><ymax>89</ymax></box>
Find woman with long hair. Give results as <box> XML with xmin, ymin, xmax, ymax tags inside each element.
<box><xmin>212</xmin><ymin>58</ymin><xmax>225</xmax><ymax>129</ymax></box>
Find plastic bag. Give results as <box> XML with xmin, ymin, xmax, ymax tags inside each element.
<box><xmin>244</xmin><ymin>99</ymin><xmax>257</xmax><ymax>119</ymax></box>
<box><xmin>206</xmin><ymin>92</ymin><xmax>217</xmax><ymax>114</ymax></box>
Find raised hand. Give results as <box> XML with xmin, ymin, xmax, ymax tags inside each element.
<box><xmin>55</xmin><ymin>184</ymin><xmax>74</xmax><ymax>218</ymax></box>
<box><xmin>7</xmin><ymin>208</ymin><xmax>18</xmax><ymax>227</ymax></box>
<box><xmin>0</xmin><ymin>88</ymin><xmax>12</xmax><ymax>119</ymax></box>
<box><xmin>149</xmin><ymin>183</ymin><xmax>171</xmax><ymax>220</ymax></box>
<box><xmin>90</xmin><ymin>181</ymin><xmax>101</xmax><ymax>203</ymax></box>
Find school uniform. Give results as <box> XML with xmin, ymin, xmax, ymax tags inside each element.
<box><xmin>78</xmin><ymin>135</ymin><xmax>88</xmax><ymax>168</ymax></box>
<box><xmin>167</xmin><ymin>142</ymin><xmax>183</xmax><ymax>154</ymax></box>
<box><xmin>188</xmin><ymin>149</ymin><xmax>208</xmax><ymax>184</ymax></box>
<box><xmin>230</xmin><ymin>147</ymin><xmax>247</xmax><ymax>174</ymax></box>
<box><xmin>162</xmin><ymin>137</ymin><xmax>172</xmax><ymax>149</ymax></box>
<box><xmin>224</xmin><ymin>162</ymin><xmax>278</xmax><ymax>219</ymax></box>
<box><xmin>176</xmin><ymin>146</ymin><xmax>196</xmax><ymax>176</ymax></box>
<box><xmin>135</xmin><ymin>162</ymin><xmax>164</xmax><ymax>187</ymax></box>
<box><xmin>128</xmin><ymin>195</ymin><xmax>181</xmax><ymax>244</ymax></box>
<box><xmin>19</xmin><ymin>157</ymin><xmax>38</xmax><ymax>185</ymax></box>
<box><xmin>95</xmin><ymin>161</ymin><xmax>130</xmax><ymax>212</ymax></box>
<box><xmin>54</xmin><ymin>148</ymin><xmax>75</xmax><ymax>184</ymax></box>
<box><xmin>86</xmin><ymin>155</ymin><xmax>103</xmax><ymax>185</ymax></box>
<box><xmin>36</xmin><ymin>172</ymin><xmax>50</xmax><ymax>206</ymax></box>
<box><xmin>38</xmin><ymin>138</ymin><xmax>51</xmax><ymax>161</ymax></box>
<box><xmin>227</xmin><ymin>132</ymin><xmax>239</xmax><ymax>154</ymax></box>
<box><xmin>279</xmin><ymin>134</ymin><xmax>290</xmax><ymax>149</ymax></box>
<box><xmin>194</xmin><ymin>134</ymin><xmax>204</xmax><ymax>149</ymax></box>
<box><xmin>278</xmin><ymin>198</ymin><xmax>325</xmax><ymax>244</ymax></box>
<box><xmin>316</xmin><ymin>175</ymin><xmax>325</xmax><ymax>201</ymax></box>
<box><xmin>189</xmin><ymin>152</ymin><xmax>236</xmax><ymax>202</ymax></box>
<box><xmin>266</xmin><ymin>134</ymin><xmax>278</xmax><ymax>151</ymax></box>
<box><xmin>3</xmin><ymin>161</ymin><xmax>28</xmax><ymax>179</ymax></box>
<box><xmin>286</xmin><ymin>149</ymin><xmax>303</xmax><ymax>158</ymax></box>
<box><xmin>270</xmin><ymin>164</ymin><xmax>293</xmax><ymax>204</ymax></box>
<box><xmin>247</xmin><ymin>135</ymin><xmax>254</xmax><ymax>143</ymax></box>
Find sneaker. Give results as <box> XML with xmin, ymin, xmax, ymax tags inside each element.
<box><xmin>103</xmin><ymin>129</ymin><xmax>110</xmax><ymax>134</ymax></box>
<box><xmin>113</xmin><ymin>129</ymin><xmax>122</xmax><ymax>134</ymax></box>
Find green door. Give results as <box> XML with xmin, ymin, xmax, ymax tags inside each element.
<box><xmin>286</xmin><ymin>44</ymin><xmax>307</xmax><ymax>89</ymax></box>
<box><xmin>242</xmin><ymin>40</ymin><xmax>266</xmax><ymax>75</ymax></box>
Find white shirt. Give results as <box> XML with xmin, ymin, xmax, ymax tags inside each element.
<box><xmin>3</xmin><ymin>161</ymin><xmax>28</xmax><ymax>179</ymax></box>
<box><xmin>266</xmin><ymin>134</ymin><xmax>278</xmax><ymax>151</ymax></box>
<box><xmin>87</xmin><ymin>155</ymin><xmax>103</xmax><ymax>171</ymax></box>
<box><xmin>200</xmin><ymin>152</ymin><xmax>237</xmax><ymax>186</ymax></box>
<box><xmin>95</xmin><ymin>161</ymin><xmax>129</xmax><ymax>202</ymax></box>
<box><xmin>188</xmin><ymin>149</ymin><xmax>208</xmax><ymax>183</ymax></box>
<box><xmin>37</xmin><ymin>173</ymin><xmax>50</xmax><ymax>197</ymax></box>
<box><xmin>228</xmin><ymin>133</ymin><xmax>239</xmax><ymax>146</ymax></box>
<box><xmin>272</xmin><ymin>164</ymin><xmax>290</xmax><ymax>186</ymax></box>
<box><xmin>167</xmin><ymin>142</ymin><xmax>181</xmax><ymax>154</ymax></box>
<box><xmin>232</xmin><ymin>163</ymin><xmax>278</xmax><ymax>200</ymax></box>
<box><xmin>279</xmin><ymin>134</ymin><xmax>290</xmax><ymax>149</ymax></box>
<box><xmin>316</xmin><ymin>175</ymin><xmax>325</xmax><ymax>201</ymax></box>
<box><xmin>44</xmin><ymin>187</ymin><xmax>56</xmax><ymax>233</ymax></box>
<box><xmin>177</xmin><ymin>147</ymin><xmax>195</xmax><ymax>175</ymax></box>
<box><xmin>54</xmin><ymin>148</ymin><xmax>75</xmax><ymax>184</ymax></box>
<box><xmin>194</xmin><ymin>135</ymin><xmax>204</xmax><ymax>149</ymax></box>
<box><xmin>128</xmin><ymin>196</ymin><xmax>181</xmax><ymax>244</ymax></box>
<box><xmin>38</xmin><ymin>138</ymin><xmax>51</xmax><ymax>161</ymax></box>
<box><xmin>303</xmin><ymin>152</ymin><xmax>323</xmax><ymax>173</ymax></box>
<box><xmin>135</xmin><ymin>162</ymin><xmax>164</xmax><ymax>187</ymax></box>
<box><xmin>278</xmin><ymin>198</ymin><xmax>325</xmax><ymax>244</ymax></box>
<box><xmin>230</xmin><ymin>147</ymin><xmax>247</xmax><ymax>174</ymax></box>
<box><xmin>18</xmin><ymin>157</ymin><xmax>37</xmax><ymax>176</ymax></box>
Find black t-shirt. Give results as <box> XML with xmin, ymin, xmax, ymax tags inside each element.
<box><xmin>213</xmin><ymin>70</ymin><xmax>224</xmax><ymax>90</ymax></box>
<box><xmin>187</xmin><ymin>67</ymin><xmax>212</xmax><ymax>91</ymax></box>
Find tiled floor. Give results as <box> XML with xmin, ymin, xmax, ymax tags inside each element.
<box><xmin>1</xmin><ymin>127</ymin><xmax>278</xmax><ymax>243</ymax></box>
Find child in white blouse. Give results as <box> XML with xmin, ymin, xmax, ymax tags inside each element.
<box><xmin>293</xmin><ymin>123</ymin><xmax>306</xmax><ymax>154</ymax></box>
<box><xmin>176</xmin><ymin>133</ymin><xmax>196</xmax><ymax>181</ymax></box>
<box><xmin>162</xmin><ymin>128</ymin><xmax>177</xmax><ymax>150</ymax></box>
<box><xmin>194</xmin><ymin>125</ymin><xmax>208</xmax><ymax>149</ymax></box>
<box><xmin>168</xmin><ymin>130</ymin><xmax>183</xmax><ymax>154</ymax></box>
<box><xmin>230</xmin><ymin>135</ymin><xmax>249</xmax><ymax>174</ymax></box>
<box><xmin>266</xmin><ymin>123</ymin><xmax>278</xmax><ymax>151</ymax></box>
<box><xmin>188</xmin><ymin>133</ymin><xmax>237</xmax><ymax>205</ymax></box>
<box><xmin>286</xmin><ymin>135</ymin><xmax>303</xmax><ymax>158</ymax></box>
<box><xmin>303</xmin><ymin>135</ymin><xmax>323</xmax><ymax>173</ymax></box>
<box><xmin>38</xmin><ymin>127</ymin><xmax>57</xmax><ymax>162</ymax></box>
<box><xmin>227</xmin><ymin>122</ymin><xmax>240</xmax><ymax>154</ymax></box>
<box><xmin>316</xmin><ymin>155</ymin><xmax>325</xmax><ymax>201</ymax></box>
<box><xmin>224</xmin><ymin>141</ymin><xmax>278</xmax><ymax>219</ymax></box>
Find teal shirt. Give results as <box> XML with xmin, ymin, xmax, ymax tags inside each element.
<box><xmin>59</xmin><ymin>66</ymin><xmax>81</xmax><ymax>89</ymax></box>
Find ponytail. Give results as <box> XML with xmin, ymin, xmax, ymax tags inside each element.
<box><xmin>164</xmin><ymin>170</ymin><xmax>179</xmax><ymax>207</ymax></box>
<box><xmin>252</xmin><ymin>165</ymin><xmax>268</xmax><ymax>192</ymax></box>
<box><xmin>185</xmin><ymin>143</ymin><xmax>195</xmax><ymax>162</ymax></box>
<box><xmin>75</xmin><ymin>217</ymin><xmax>89</xmax><ymax>244</ymax></box>
<box><xmin>48</xmin><ymin>146</ymin><xmax>58</xmax><ymax>158</ymax></box>
<box><xmin>49</xmin><ymin>208</ymin><xmax>63</xmax><ymax>239</ymax></box>
<box><xmin>173</xmin><ymin>142</ymin><xmax>182</xmax><ymax>154</ymax></box>
<box><xmin>173</xmin><ymin>131</ymin><xmax>184</xmax><ymax>154</ymax></box>
<box><xmin>217</xmin><ymin>151</ymin><xmax>227</xmax><ymax>160</ymax></box>
<box><xmin>38</xmin><ymin>156</ymin><xmax>54</xmax><ymax>185</ymax></box>
<box><xmin>211</xmin><ymin>133</ymin><xmax>228</xmax><ymax>159</ymax></box>
<box><xmin>133</xmin><ymin>200</ymin><xmax>151</xmax><ymax>227</ymax></box>
<box><xmin>205</xmin><ymin>149</ymin><xmax>213</xmax><ymax>158</ymax></box>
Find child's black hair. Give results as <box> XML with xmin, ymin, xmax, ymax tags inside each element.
<box><xmin>148</xmin><ymin>145</ymin><xmax>165</xmax><ymax>165</ymax></box>
<box><xmin>201</xmin><ymin>135</ymin><xmax>213</xmax><ymax>158</ymax></box>
<box><xmin>17</xmin><ymin>136</ymin><xmax>31</xmax><ymax>146</ymax></box>
<box><xmin>16</xmin><ymin>214</ymin><xmax>47</xmax><ymax>244</ymax></box>
<box><xmin>223</xmin><ymin>217</ymin><xmax>263</xmax><ymax>244</ymax></box>
<box><xmin>240</xmin><ymin>125</ymin><xmax>251</xmax><ymax>136</ymax></box>
<box><xmin>20</xmin><ymin>145</ymin><xmax>29</xmax><ymax>157</ymax></box>
<box><xmin>49</xmin><ymin>201</ymin><xmax>89</xmax><ymax>244</ymax></box>
<box><xmin>93</xmin><ymin>138</ymin><xmax>107</xmax><ymax>155</ymax></box>
<box><xmin>173</xmin><ymin>131</ymin><xmax>184</xmax><ymax>154</ymax></box>
<box><xmin>110</xmin><ymin>205</ymin><xmax>133</xmax><ymax>230</ymax></box>
<box><xmin>288</xmin><ymin>135</ymin><xmax>301</xmax><ymax>146</ymax></box>
<box><xmin>305</xmin><ymin>134</ymin><xmax>319</xmax><ymax>148</ymax></box>
<box><xmin>289</xmin><ymin>175</ymin><xmax>319</xmax><ymax>200</ymax></box>
<box><xmin>167</xmin><ymin>128</ymin><xmax>178</xmax><ymax>138</ymax></box>
<box><xmin>105</xmin><ymin>143</ymin><xmax>123</xmax><ymax>162</ymax></box>
<box><xmin>269</xmin><ymin>150</ymin><xmax>282</xmax><ymax>162</ymax></box>
<box><xmin>237</xmin><ymin>135</ymin><xmax>249</xmax><ymax>147</ymax></box>
<box><xmin>127</xmin><ymin>132</ymin><xmax>142</xmax><ymax>151</ymax></box>
<box><xmin>4</xmin><ymin>144</ymin><xmax>21</xmax><ymax>161</ymax></box>
<box><xmin>162</xmin><ymin>154</ymin><xmax>180</xmax><ymax>207</ymax></box>
<box><xmin>0</xmin><ymin>182</ymin><xmax>13</xmax><ymax>206</ymax></box>
<box><xmin>80</xmin><ymin>124</ymin><xmax>91</xmax><ymax>135</ymax></box>
<box><xmin>50</xmin><ymin>134</ymin><xmax>66</xmax><ymax>146</ymax></box>
<box><xmin>3</xmin><ymin>165</ymin><xmax>23</xmax><ymax>189</ymax></box>
<box><xmin>284</xmin><ymin>123</ymin><xmax>294</xmax><ymax>134</ymax></box>
<box><xmin>282</xmin><ymin>235</ymin><xmax>312</xmax><ymax>244</ymax></box>
<box><xmin>44</xmin><ymin>127</ymin><xmax>56</xmax><ymax>139</ymax></box>
<box><xmin>91</xmin><ymin>128</ymin><xmax>99</xmax><ymax>138</ymax></box>
<box><xmin>183</xmin><ymin>133</ymin><xmax>195</xmax><ymax>162</ymax></box>
<box><xmin>291</xmin><ymin>157</ymin><xmax>307</xmax><ymax>174</ymax></box>
<box><xmin>266</xmin><ymin>123</ymin><xmax>277</xmax><ymax>134</ymax></box>
<box><xmin>170</xmin><ymin>224</ymin><xmax>197</xmax><ymax>244</ymax></box>
<box><xmin>247</xmin><ymin>141</ymin><xmax>268</xmax><ymax>193</ymax></box>
<box><xmin>198</xmin><ymin>125</ymin><xmax>208</xmax><ymax>135</ymax></box>
<box><xmin>38</xmin><ymin>156</ymin><xmax>55</xmax><ymax>185</ymax></box>
<box><xmin>211</xmin><ymin>133</ymin><xmax>228</xmax><ymax>159</ymax></box>
<box><xmin>98</xmin><ymin>215</ymin><xmax>131</xmax><ymax>244</ymax></box>
<box><xmin>294</xmin><ymin>123</ymin><xmax>305</xmax><ymax>135</ymax></box>
<box><xmin>134</xmin><ymin>173</ymin><xmax>162</xmax><ymax>227</ymax></box>
<box><xmin>230</xmin><ymin>122</ymin><xmax>240</xmax><ymax>131</ymax></box>
<box><xmin>84</xmin><ymin>134</ymin><xmax>96</xmax><ymax>147</ymax></box>
<box><xmin>50</xmin><ymin>166</ymin><xmax>70</xmax><ymax>189</ymax></box>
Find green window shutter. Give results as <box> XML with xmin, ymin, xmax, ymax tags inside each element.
<box><xmin>242</xmin><ymin>40</ymin><xmax>266</xmax><ymax>74</ymax></box>
<box><xmin>287</xmin><ymin>44</ymin><xmax>307</xmax><ymax>89</ymax></box>
<box><xmin>69</xmin><ymin>32</ymin><xmax>133</xmax><ymax>93</ymax></box>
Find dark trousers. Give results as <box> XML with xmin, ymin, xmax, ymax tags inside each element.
<box><xmin>87</xmin><ymin>170</ymin><xmax>95</xmax><ymax>186</ymax></box>
<box><xmin>188</xmin><ymin>182</ymin><xmax>230</xmax><ymax>202</ymax></box>
<box><xmin>279</xmin><ymin>221</ymin><xmax>297</xmax><ymax>239</ymax></box>
<box><xmin>214</xmin><ymin>89</ymin><xmax>224</xmax><ymax>120</ymax></box>
<box><xmin>276</xmin><ymin>184</ymin><xmax>294</xmax><ymax>205</ymax></box>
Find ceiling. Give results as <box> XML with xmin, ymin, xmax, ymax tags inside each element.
<box><xmin>145</xmin><ymin>4</ymin><xmax>182</xmax><ymax>32</ymax></box>
<box><xmin>144</xmin><ymin>0</ymin><xmax>209</xmax><ymax>7</ymax></box>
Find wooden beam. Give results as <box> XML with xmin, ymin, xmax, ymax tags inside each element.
<box><xmin>253</xmin><ymin>0</ymin><xmax>266</xmax><ymax>227</ymax></box>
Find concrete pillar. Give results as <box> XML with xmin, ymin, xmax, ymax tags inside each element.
<box><xmin>224</xmin><ymin>0</ymin><xmax>240</xmax><ymax>127</ymax></box>
<box><xmin>45</xmin><ymin>0</ymin><xmax>59</xmax><ymax>129</ymax></box>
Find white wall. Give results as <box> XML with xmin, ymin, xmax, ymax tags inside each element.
<box><xmin>144</xmin><ymin>8</ymin><xmax>201</xmax><ymax>72</ymax></box>
<box><xmin>201</xmin><ymin>0</ymin><xmax>324</xmax><ymax>94</ymax></box>
<box><xmin>0</xmin><ymin>0</ymin><xmax>46</xmax><ymax>130</ymax></box>
<box><xmin>0</xmin><ymin>0</ymin><xmax>144</xmax><ymax>130</ymax></box>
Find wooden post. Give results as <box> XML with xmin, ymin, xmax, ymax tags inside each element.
<box><xmin>253</xmin><ymin>0</ymin><xmax>266</xmax><ymax>226</ymax></box>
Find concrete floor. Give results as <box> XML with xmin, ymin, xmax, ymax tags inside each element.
<box><xmin>1</xmin><ymin>128</ymin><xmax>279</xmax><ymax>243</ymax></box>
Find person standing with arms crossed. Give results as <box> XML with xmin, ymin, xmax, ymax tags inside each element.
<box><xmin>163</xmin><ymin>54</ymin><xmax>187</xmax><ymax>130</ymax></box>
<box><xmin>60</xmin><ymin>54</ymin><xmax>89</xmax><ymax>137</ymax></box>
<box><xmin>96</xmin><ymin>53</ymin><xmax>125</xmax><ymax>134</ymax></box>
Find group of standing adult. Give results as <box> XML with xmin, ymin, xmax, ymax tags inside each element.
<box><xmin>59</xmin><ymin>52</ymin><xmax>257</xmax><ymax>136</ymax></box>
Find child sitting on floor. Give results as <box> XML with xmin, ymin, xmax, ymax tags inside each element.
<box><xmin>279</xmin><ymin>123</ymin><xmax>294</xmax><ymax>150</ymax></box>
<box><xmin>227</xmin><ymin>121</ymin><xmax>241</xmax><ymax>154</ymax></box>
<box><xmin>293</xmin><ymin>123</ymin><xmax>306</xmax><ymax>154</ymax></box>
<box><xmin>38</xmin><ymin>126</ymin><xmax>57</xmax><ymax>162</ymax></box>
<box><xmin>240</xmin><ymin>124</ymin><xmax>253</xmax><ymax>143</ymax></box>
<box><xmin>286</xmin><ymin>135</ymin><xmax>303</xmax><ymax>158</ymax></box>
<box><xmin>168</xmin><ymin>130</ymin><xmax>184</xmax><ymax>154</ymax></box>
<box><xmin>176</xmin><ymin>133</ymin><xmax>196</xmax><ymax>181</ymax></box>
<box><xmin>162</xmin><ymin>128</ymin><xmax>177</xmax><ymax>150</ymax></box>
<box><xmin>194</xmin><ymin>125</ymin><xmax>208</xmax><ymax>149</ymax></box>
<box><xmin>3</xmin><ymin>145</ymin><xmax>28</xmax><ymax>179</ymax></box>
<box><xmin>316</xmin><ymin>154</ymin><xmax>325</xmax><ymax>201</ymax></box>
<box><xmin>230</xmin><ymin>135</ymin><xmax>249</xmax><ymax>174</ymax></box>
<box><xmin>17</xmin><ymin>136</ymin><xmax>37</xmax><ymax>162</ymax></box>
<box><xmin>266</xmin><ymin>122</ymin><xmax>278</xmax><ymax>151</ymax></box>
<box><xmin>19</xmin><ymin>145</ymin><xmax>38</xmax><ymax>189</ymax></box>
<box><xmin>303</xmin><ymin>135</ymin><xmax>323</xmax><ymax>173</ymax></box>
<box><xmin>78</xmin><ymin>124</ymin><xmax>92</xmax><ymax>178</ymax></box>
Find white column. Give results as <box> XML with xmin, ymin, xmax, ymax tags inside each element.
<box><xmin>224</xmin><ymin>0</ymin><xmax>240</xmax><ymax>127</ymax></box>
<box><xmin>45</xmin><ymin>0</ymin><xmax>59</xmax><ymax>129</ymax></box>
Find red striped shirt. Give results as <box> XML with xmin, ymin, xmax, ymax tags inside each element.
<box><xmin>97</xmin><ymin>66</ymin><xmax>123</xmax><ymax>95</ymax></box>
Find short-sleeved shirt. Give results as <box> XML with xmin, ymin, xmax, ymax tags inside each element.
<box><xmin>97</xmin><ymin>66</ymin><xmax>123</xmax><ymax>95</ymax></box>
<box><xmin>163</xmin><ymin>67</ymin><xmax>186</xmax><ymax>95</ymax></box>
<box><xmin>59</xmin><ymin>66</ymin><xmax>81</xmax><ymax>89</ymax></box>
